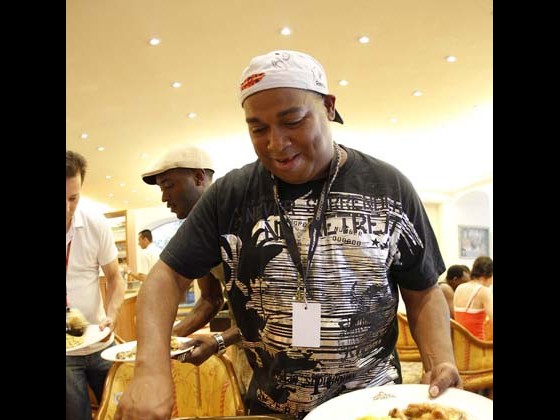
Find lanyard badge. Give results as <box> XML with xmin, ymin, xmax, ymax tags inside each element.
<box><xmin>273</xmin><ymin>143</ymin><xmax>342</xmax><ymax>347</ymax></box>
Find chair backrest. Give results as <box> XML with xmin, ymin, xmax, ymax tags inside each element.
<box><xmin>395</xmin><ymin>312</ymin><xmax>421</xmax><ymax>362</ymax></box>
<box><xmin>450</xmin><ymin>318</ymin><xmax>493</xmax><ymax>394</ymax></box>
<box><xmin>96</xmin><ymin>355</ymin><xmax>245</xmax><ymax>419</ymax></box>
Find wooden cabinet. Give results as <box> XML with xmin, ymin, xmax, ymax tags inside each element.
<box><xmin>99</xmin><ymin>277</ymin><xmax>138</xmax><ymax>342</ymax></box>
<box><xmin>104</xmin><ymin>210</ymin><xmax>137</xmax><ymax>272</ymax></box>
<box><xmin>115</xmin><ymin>292</ymin><xmax>138</xmax><ymax>341</ymax></box>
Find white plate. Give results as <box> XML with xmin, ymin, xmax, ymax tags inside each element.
<box><xmin>303</xmin><ymin>384</ymin><xmax>492</xmax><ymax>420</ymax></box>
<box><xmin>66</xmin><ymin>324</ymin><xmax>112</xmax><ymax>354</ymax></box>
<box><xmin>100</xmin><ymin>337</ymin><xmax>194</xmax><ymax>362</ymax></box>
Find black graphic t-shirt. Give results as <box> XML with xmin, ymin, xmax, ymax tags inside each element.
<box><xmin>161</xmin><ymin>145</ymin><xmax>445</xmax><ymax>418</ymax></box>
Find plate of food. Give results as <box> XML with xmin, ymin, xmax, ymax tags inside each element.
<box><xmin>303</xmin><ymin>384</ymin><xmax>492</xmax><ymax>420</ymax></box>
<box><xmin>101</xmin><ymin>336</ymin><xmax>194</xmax><ymax>362</ymax></box>
<box><xmin>66</xmin><ymin>324</ymin><xmax>112</xmax><ymax>354</ymax></box>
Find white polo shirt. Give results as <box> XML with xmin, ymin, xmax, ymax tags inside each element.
<box><xmin>66</xmin><ymin>206</ymin><xmax>118</xmax><ymax>355</ymax></box>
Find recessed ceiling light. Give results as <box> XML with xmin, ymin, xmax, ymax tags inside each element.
<box><xmin>131</xmin><ymin>189</ymin><xmax>137</xmax><ymax>193</ymax></box>
<box><xmin>108</xmin><ymin>193</ymin><xmax>114</xmax><ymax>198</ymax></box>
<box><xmin>187</xmin><ymin>112</ymin><xmax>197</xmax><ymax>119</ymax></box>
<box><xmin>123</xmin><ymin>200</ymin><xmax>129</xmax><ymax>204</ymax></box>
<box><xmin>96</xmin><ymin>146</ymin><xmax>105</xmax><ymax>151</ymax></box>
<box><xmin>445</xmin><ymin>55</ymin><xmax>457</xmax><ymax>63</ymax></box>
<box><xmin>171</xmin><ymin>81</ymin><xmax>182</xmax><ymax>88</ymax></box>
<box><xmin>80</xmin><ymin>133</ymin><xmax>88</xmax><ymax>140</ymax></box>
<box><xmin>119</xmin><ymin>183</ymin><xmax>126</xmax><ymax>187</ymax></box>
<box><xmin>389</xmin><ymin>117</ymin><xmax>398</xmax><ymax>124</ymax></box>
<box><xmin>105</xmin><ymin>175</ymin><xmax>112</xmax><ymax>180</ymax></box>
<box><xmin>140</xmin><ymin>153</ymin><xmax>148</xmax><ymax>159</ymax></box>
<box><xmin>412</xmin><ymin>90</ymin><xmax>423</xmax><ymax>97</ymax></box>
<box><xmin>338</xmin><ymin>80</ymin><xmax>349</xmax><ymax>86</ymax></box>
<box><xmin>358</xmin><ymin>36</ymin><xmax>370</xmax><ymax>44</ymax></box>
<box><xmin>149</xmin><ymin>38</ymin><xmax>160</xmax><ymax>46</ymax></box>
<box><xmin>280</xmin><ymin>27</ymin><xmax>292</xmax><ymax>36</ymax></box>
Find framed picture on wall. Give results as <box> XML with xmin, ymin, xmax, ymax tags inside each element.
<box><xmin>458</xmin><ymin>225</ymin><xmax>489</xmax><ymax>259</ymax></box>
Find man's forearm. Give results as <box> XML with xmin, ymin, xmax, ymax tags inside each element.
<box><xmin>135</xmin><ymin>269</ymin><xmax>186</xmax><ymax>366</ymax></box>
<box><xmin>173</xmin><ymin>294</ymin><xmax>224</xmax><ymax>336</ymax></box>
<box><xmin>105</xmin><ymin>274</ymin><xmax>126</xmax><ymax>322</ymax></box>
<box><xmin>402</xmin><ymin>285</ymin><xmax>455</xmax><ymax>371</ymax></box>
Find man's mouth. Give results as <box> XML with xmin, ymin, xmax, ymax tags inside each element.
<box><xmin>274</xmin><ymin>154</ymin><xmax>299</xmax><ymax>168</ymax></box>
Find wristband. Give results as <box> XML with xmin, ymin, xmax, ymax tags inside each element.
<box><xmin>213</xmin><ymin>332</ymin><xmax>226</xmax><ymax>355</ymax></box>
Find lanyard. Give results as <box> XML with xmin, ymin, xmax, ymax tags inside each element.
<box><xmin>272</xmin><ymin>143</ymin><xmax>342</xmax><ymax>306</ymax></box>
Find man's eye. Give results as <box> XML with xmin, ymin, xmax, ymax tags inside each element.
<box><xmin>251</xmin><ymin>126</ymin><xmax>267</xmax><ymax>134</ymax></box>
<box><xmin>285</xmin><ymin>118</ymin><xmax>303</xmax><ymax>127</ymax></box>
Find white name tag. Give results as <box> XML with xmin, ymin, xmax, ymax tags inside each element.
<box><xmin>292</xmin><ymin>301</ymin><xmax>321</xmax><ymax>347</ymax></box>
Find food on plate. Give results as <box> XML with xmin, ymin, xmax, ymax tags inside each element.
<box><xmin>357</xmin><ymin>402</ymin><xmax>468</xmax><ymax>420</ymax></box>
<box><xmin>356</xmin><ymin>416</ymin><xmax>395</xmax><ymax>420</ymax></box>
<box><xmin>115</xmin><ymin>337</ymin><xmax>187</xmax><ymax>360</ymax></box>
<box><xmin>66</xmin><ymin>333</ymin><xmax>85</xmax><ymax>349</ymax></box>
<box><xmin>66</xmin><ymin>307</ymin><xmax>89</xmax><ymax>336</ymax></box>
<box><xmin>116</xmin><ymin>347</ymin><xmax>137</xmax><ymax>360</ymax></box>
<box><xmin>170</xmin><ymin>336</ymin><xmax>181</xmax><ymax>351</ymax></box>
<box><xmin>389</xmin><ymin>402</ymin><xmax>468</xmax><ymax>419</ymax></box>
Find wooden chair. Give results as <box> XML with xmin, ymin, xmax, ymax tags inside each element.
<box><xmin>88</xmin><ymin>385</ymin><xmax>99</xmax><ymax>418</ymax></box>
<box><xmin>450</xmin><ymin>318</ymin><xmax>493</xmax><ymax>398</ymax></box>
<box><xmin>396</xmin><ymin>312</ymin><xmax>422</xmax><ymax>362</ymax></box>
<box><xmin>95</xmin><ymin>354</ymin><xmax>245</xmax><ymax>419</ymax></box>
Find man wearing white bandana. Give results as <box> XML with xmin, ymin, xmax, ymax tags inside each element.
<box><xmin>116</xmin><ymin>50</ymin><xmax>461</xmax><ymax>420</ymax></box>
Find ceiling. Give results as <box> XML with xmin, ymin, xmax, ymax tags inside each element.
<box><xmin>66</xmin><ymin>0</ymin><xmax>493</xmax><ymax>211</ymax></box>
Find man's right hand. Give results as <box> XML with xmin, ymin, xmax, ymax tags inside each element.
<box><xmin>174</xmin><ymin>333</ymin><xmax>219</xmax><ymax>366</ymax></box>
<box><xmin>114</xmin><ymin>370</ymin><xmax>174</xmax><ymax>420</ymax></box>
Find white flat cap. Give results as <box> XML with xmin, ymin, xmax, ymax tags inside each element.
<box><xmin>142</xmin><ymin>145</ymin><xmax>215</xmax><ymax>185</ymax></box>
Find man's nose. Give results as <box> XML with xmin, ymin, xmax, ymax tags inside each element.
<box><xmin>267</xmin><ymin>126</ymin><xmax>291</xmax><ymax>152</ymax></box>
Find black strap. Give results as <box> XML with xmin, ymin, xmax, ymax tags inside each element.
<box><xmin>273</xmin><ymin>144</ymin><xmax>341</xmax><ymax>300</ymax></box>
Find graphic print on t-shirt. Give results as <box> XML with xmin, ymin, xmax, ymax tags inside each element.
<box><xmin>220</xmin><ymin>189</ymin><xmax>422</xmax><ymax>417</ymax></box>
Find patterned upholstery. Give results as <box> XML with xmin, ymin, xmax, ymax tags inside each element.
<box><xmin>450</xmin><ymin>318</ymin><xmax>493</xmax><ymax>396</ymax></box>
<box><xmin>396</xmin><ymin>312</ymin><xmax>422</xmax><ymax>362</ymax></box>
<box><xmin>95</xmin><ymin>355</ymin><xmax>245</xmax><ymax>419</ymax></box>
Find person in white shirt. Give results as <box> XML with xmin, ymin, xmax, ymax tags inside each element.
<box><xmin>128</xmin><ymin>229</ymin><xmax>160</xmax><ymax>281</ymax></box>
<box><xmin>66</xmin><ymin>150</ymin><xmax>125</xmax><ymax>420</ymax></box>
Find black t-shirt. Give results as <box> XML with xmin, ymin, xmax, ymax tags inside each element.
<box><xmin>161</xmin><ymin>145</ymin><xmax>445</xmax><ymax>418</ymax></box>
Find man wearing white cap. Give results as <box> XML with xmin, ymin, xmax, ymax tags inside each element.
<box><xmin>140</xmin><ymin>144</ymin><xmax>227</xmax><ymax>363</ymax></box>
<box><xmin>141</xmin><ymin>144</ymin><xmax>215</xmax><ymax>220</ymax></box>
<box><xmin>117</xmin><ymin>50</ymin><xmax>460</xmax><ymax>420</ymax></box>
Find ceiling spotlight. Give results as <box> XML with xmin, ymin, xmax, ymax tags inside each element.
<box><xmin>187</xmin><ymin>112</ymin><xmax>197</xmax><ymax>119</ymax></box>
<box><xmin>280</xmin><ymin>27</ymin><xmax>292</xmax><ymax>36</ymax></box>
<box><xmin>445</xmin><ymin>55</ymin><xmax>457</xmax><ymax>63</ymax></box>
<box><xmin>80</xmin><ymin>133</ymin><xmax>88</xmax><ymax>139</ymax></box>
<box><xmin>149</xmin><ymin>38</ymin><xmax>160</xmax><ymax>46</ymax></box>
<box><xmin>105</xmin><ymin>175</ymin><xmax>112</xmax><ymax>180</ymax></box>
<box><xmin>358</xmin><ymin>36</ymin><xmax>370</xmax><ymax>44</ymax></box>
<box><xmin>412</xmin><ymin>90</ymin><xmax>423</xmax><ymax>97</ymax></box>
<box><xmin>171</xmin><ymin>81</ymin><xmax>182</xmax><ymax>88</ymax></box>
<box><xmin>338</xmin><ymin>80</ymin><xmax>349</xmax><ymax>86</ymax></box>
<box><xmin>96</xmin><ymin>146</ymin><xmax>105</xmax><ymax>151</ymax></box>
<box><xmin>389</xmin><ymin>117</ymin><xmax>398</xmax><ymax>124</ymax></box>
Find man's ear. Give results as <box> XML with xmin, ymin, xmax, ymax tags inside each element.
<box><xmin>323</xmin><ymin>94</ymin><xmax>337</xmax><ymax>121</ymax></box>
<box><xmin>193</xmin><ymin>168</ymin><xmax>206</xmax><ymax>186</ymax></box>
